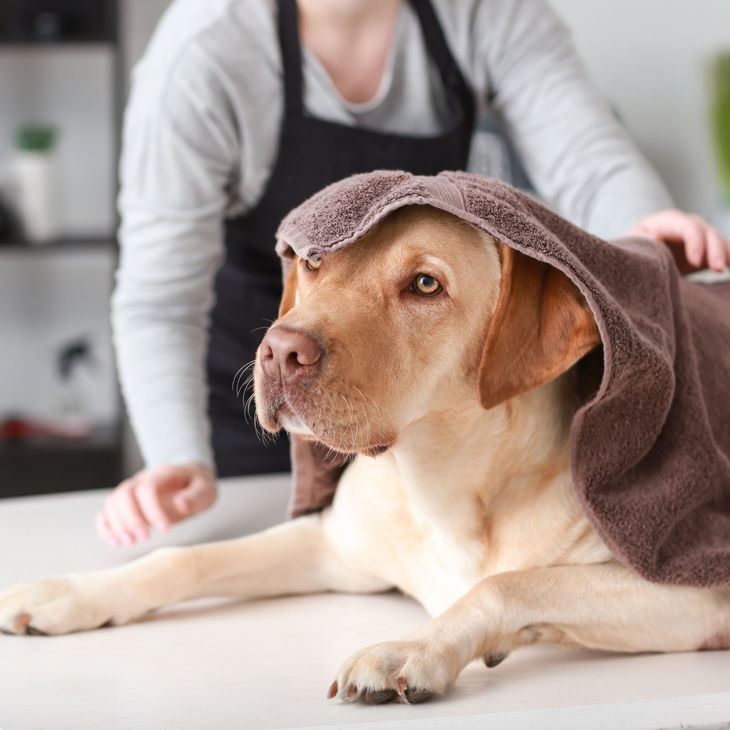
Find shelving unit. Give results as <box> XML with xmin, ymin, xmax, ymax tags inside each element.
<box><xmin>0</xmin><ymin>426</ymin><xmax>123</xmax><ymax>498</ymax></box>
<box><xmin>0</xmin><ymin>0</ymin><xmax>125</xmax><ymax>498</ymax></box>
<box><xmin>0</xmin><ymin>236</ymin><xmax>117</xmax><ymax>252</ymax></box>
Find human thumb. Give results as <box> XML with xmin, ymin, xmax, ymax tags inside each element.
<box><xmin>173</xmin><ymin>474</ymin><xmax>216</xmax><ymax>517</ymax></box>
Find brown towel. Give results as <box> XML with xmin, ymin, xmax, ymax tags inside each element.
<box><xmin>275</xmin><ymin>171</ymin><xmax>730</xmax><ymax>588</ymax></box>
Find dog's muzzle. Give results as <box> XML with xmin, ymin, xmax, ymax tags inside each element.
<box><xmin>257</xmin><ymin>325</ymin><xmax>324</xmax><ymax>432</ymax></box>
<box><xmin>259</xmin><ymin>326</ymin><xmax>323</xmax><ymax>385</ymax></box>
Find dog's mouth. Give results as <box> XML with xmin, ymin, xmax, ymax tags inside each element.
<box><xmin>256</xmin><ymin>388</ymin><xmax>313</xmax><ymax>436</ymax></box>
<box><xmin>256</xmin><ymin>379</ymin><xmax>393</xmax><ymax>456</ymax></box>
<box><xmin>275</xmin><ymin>400</ymin><xmax>318</xmax><ymax>439</ymax></box>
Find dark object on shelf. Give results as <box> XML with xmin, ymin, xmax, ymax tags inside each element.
<box><xmin>0</xmin><ymin>415</ymin><xmax>90</xmax><ymax>440</ymax></box>
<box><xmin>0</xmin><ymin>0</ymin><xmax>118</xmax><ymax>44</ymax></box>
<box><xmin>57</xmin><ymin>337</ymin><xmax>96</xmax><ymax>380</ymax></box>
<box><xmin>0</xmin><ymin>426</ymin><xmax>123</xmax><ymax>497</ymax></box>
<box><xmin>0</xmin><ymin>235</ymin><xmax>118</xmax><ymax>251</ymax></box>
<box><xmin>0</xmin><ymin>194</ymin><xmax>18</xmax><ymax>243</ymax></box>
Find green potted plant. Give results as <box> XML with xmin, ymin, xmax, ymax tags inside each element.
<box><xmin>711</xmin><ymin>53</ymin><xmax>730</xmax><ymax>206</ymax></box>
<box><xmin>10</xmin><ymin>123</ymin><xmax>60</xmax><ymax>244</ymax></box>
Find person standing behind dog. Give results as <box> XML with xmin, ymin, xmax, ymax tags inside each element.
<box><xmin>100</xmin><ymin>0</ymin><xmax>730</xmax><ymax>546</ymax></box>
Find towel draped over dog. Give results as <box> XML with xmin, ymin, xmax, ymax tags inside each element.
<box><xmin>274</xmin><ymin>171</ymin><xmax>730</xmax><ymax>588</ymax></box>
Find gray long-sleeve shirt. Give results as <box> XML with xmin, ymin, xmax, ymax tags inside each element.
<box><xmin>113</xmin><ymin>0</ymin><xmax>673</xmax><ymax>470</ymax></box>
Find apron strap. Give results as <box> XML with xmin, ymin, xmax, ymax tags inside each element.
<box><xmin>409</xmin><ymin>0</ymin><xmax>473</xmax><ymax>115</ymax></box>
<box><xmin>277</xmin><ymin>0</ymin><xmax>305</xmax><ymax>118</ymax></box>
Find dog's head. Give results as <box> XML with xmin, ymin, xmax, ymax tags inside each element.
<box><xmin>253</xmin><ymin>206</ymin><xmax>599</xmax><ymax>455</ymax></box>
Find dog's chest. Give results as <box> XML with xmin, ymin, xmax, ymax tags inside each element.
<box><xmin>330</xmin><ymin>457</ymin><xmax>489</xmax><ymax>615</ymax></box>
<box><xmin>409</xmin><ymin>521</ymin><xmax>488</xmax><ymax>615</ymax></box>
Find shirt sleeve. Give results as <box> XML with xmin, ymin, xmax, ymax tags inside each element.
<box><xmin>112</xmin><ymin>42</ymin><xmax>239</xmax><ymax>470</ymax></box>
<box><xmin>483</xmin><ymin>0</ymin><xmax>673</xmax><ymax>238</ymax></box>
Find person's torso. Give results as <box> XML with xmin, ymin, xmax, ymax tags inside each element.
<box><xmin>136</xmin><ymin>0</ymin><xmax>514</xmax><ymax>220</ymax></box>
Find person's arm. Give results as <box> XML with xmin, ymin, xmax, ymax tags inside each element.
<box><xmin>483</xmin><ymin>0</ymin><xmax>671</xmax><ymax>238</ymax></box>
<box><xmin>106</xmin><ymin>43</ymin><xmax>240</xmax><ymax>545</ymax></box>
<box><xmin>482</xmin><ymin>0</ymin><xmax>729</xmax><ymax>270</ymax></box>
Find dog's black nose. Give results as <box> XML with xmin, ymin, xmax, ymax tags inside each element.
<box><xmin>260</xmin><ymin>326</ymin><xmax>323</xmax><ymax>382</ymax></box>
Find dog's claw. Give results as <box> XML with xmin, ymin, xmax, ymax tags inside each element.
<box><xmin>327</xmin><ymin>681</ymin><xmax>338</xmax><ymax>699</ymax></box>
<box><xmin>13</xmin><ymin>613</ymin><xmax>32</xmax><ymax>633</ymax></box>
<box><xmin>485</xmin><ymin>652</ymin><xmax>507</xmax><ymax>668</ymax></box>
<box><xmin>25</xmin><ymin>624</ymin><xmax>47</xmax><ymax>636</ymax></box>
<box><xmin>404</xmin><ymin>687</ymin><xmax>433</xmax><ymax>704</ymax></box>
<box><xmin>363</xmin><ymin>688</ymin><xmax>397</xmax><ymax>704</ymax></box>
<box><xmin>396</xmin><ymin>676</ymin><xmax>408</xmax><ymax>695</ymax></box>
<box><xmin>346</xmin><ymin>683</ymin><xmax>358</xmax><ymax>699</ymax></box>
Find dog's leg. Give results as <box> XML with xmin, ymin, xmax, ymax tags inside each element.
<box><xmin>332</xmin><ymin>561</ymin><xmax>730</xmax><ymax>704</ymax></box>
<box><xmin>0</xmin><ymin>512</ymin><xmax>389</xmax><ymax>636</ymax></box>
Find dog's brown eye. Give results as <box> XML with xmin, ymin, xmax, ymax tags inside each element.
<box><xmin>306</xmin><ymin>257</ymin><xmax>322</xmax><ymax>272</ymax></box>
<box><xmin>413</xmin><ymin>274</ymin><xmax>441</xmax><ymax>296</ymax></box>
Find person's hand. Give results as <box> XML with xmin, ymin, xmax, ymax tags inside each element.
<box><xmin>96</xmin><ymin>463</ymin><xmax>217</xmax><ymax>546</ymax></box>
<box><xmin>626</xmin><ymin>209</ymin><xmax>730</xmax><ymax>275</ymax></box>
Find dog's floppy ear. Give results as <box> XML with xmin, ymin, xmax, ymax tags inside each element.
<box><xmin>478</xmin><ymin>243</ymin><xmax>600</xmax><ymax>410</ymax></box>
<box><xmin>278</xmin><ymin>257</ymin><xmax>299</xmax><ymax>317</ymax></box>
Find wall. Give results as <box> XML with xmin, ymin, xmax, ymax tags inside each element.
<box><xmin>0</xmin><ymin>250</ymin><xmax>117</xmax><ymax>425</ymax></box>
<box><xmin>123</xmin><ymin>0</ymin><xmax>171</xmax><ymax>84</ymax></box>
<box><xmin>550</xmin><ymin>0</ymin><xmax>730</xmax><ymax>231</ymax></box>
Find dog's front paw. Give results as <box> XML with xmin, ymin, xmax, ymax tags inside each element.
<box><xmin>0</xmin><ymin>575</ymin><xmax>121</xmax><ymax>636</ymax></box>
<box><xmin>328</xmin><ymin>639</ymin><xmax>462</xmax><ymax>705</ymax></box>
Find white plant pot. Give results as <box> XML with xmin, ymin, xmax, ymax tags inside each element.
<box><xmin>11</xmin><ymin>150</ymin><xmax>61</xmax><ymax>244</ymax></box>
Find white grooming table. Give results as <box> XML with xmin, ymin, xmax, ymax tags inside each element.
<box><xmin>0</xmin><ymin>475</ymin><xmax>728</xmax><ymax>729</ymax></box>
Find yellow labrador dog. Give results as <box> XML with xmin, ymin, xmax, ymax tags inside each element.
<box><xmin>1</xmin><ymin>207</ymin><xmax>728</xmax><ymax>704</ymax></box>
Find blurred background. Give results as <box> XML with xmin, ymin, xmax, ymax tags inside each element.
<box><xmin>0</xmin><ymin>0</ymin><xmax>728</xmax><ymax>499</ymax></box>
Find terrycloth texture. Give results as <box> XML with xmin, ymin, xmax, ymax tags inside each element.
<box><xmin>275</xmin><ymin>171</ymin><xmax>730</xmax><ymax>588</ymax></box>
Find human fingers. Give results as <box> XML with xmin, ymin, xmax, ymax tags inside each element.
<box><xmin>705</xmin><ymin>226</ymin><xmax>730</xmax><ymax>272</ymax></box>
<box><xmin>172</xmin><ymin>468</ymin><xmax>217</xmax><ymax>518</ymax></box>
<box><xmin>103</xmin><ymin>489</ymin><xmax>137</xmax><ymax>546</ymax></box>
<box><xmin>134</xmin><ymin>473</ymin><xmax>181</xmax><ymax>534</ymax></box>
<box><xmin>680</xmin><ymin>214</ymin><xmax>708</xmax><ymax>269</ymax></box>
<box><xmin>95</xmin><ymin>510</ymin><xmax>117</xmax><ymax>546</ymax></box>
<box><xmin>110</xmin><ymin>482</ymin><xmax>151</xmax><ymax>543</ymax></box>
<box><xmin>628</xmin><ymin>210</ymin><xmax>706</xmax><ymax>269</ymax></box>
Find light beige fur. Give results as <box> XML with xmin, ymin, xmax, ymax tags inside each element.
<box><xmin>1</xmin><ymin>208</ymin><xmax>728</xmax><ymax>704</ymax></box>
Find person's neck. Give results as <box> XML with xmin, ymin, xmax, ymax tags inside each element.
<box><xmin>297</xmin><ymin>0</ymin><xmax>401</xmax><ymax>31</ymax></box>
<box><xmin>297</xmin><ymin>0</ymin><xmax>402</xmax><ymax>105</ymax></box>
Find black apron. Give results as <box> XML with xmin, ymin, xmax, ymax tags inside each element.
<box><xmin>207</xmin><ymin>0</ymin><xmax>475</xmax><ymax>476</ymax></box>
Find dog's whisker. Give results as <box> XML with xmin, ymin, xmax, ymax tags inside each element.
<box><xmin>322</xmin><ymin>403</ymin><xmax>339</xmax><ymax>462</ymax></box>
<box><xmin>241</xmin><ymin>375</ymin><xmax>256</xmax><ymax>408</ymax></box>
<box><xmin>338</xmin><ymin>393</ymin><xmax>357</xmax><ymax>454</ymax></box>
<box><xmin>232</xmin><ymin>361</ymin><xmax>259</xmax><ymax>426</ymax></box>
<box><xmin>351</xmin><ymin>385</ymin><xmax>382</xmax><ymax>451</ymax></box>
<box><xmin>232</xmin><ymin>361</ymin><xmax>249</xmax><ymax>396</ymax></box>
<box><xmin>233</xmin><ymin>359</ymin><xmax>256</xmax><ymax>398</ymax></box>
<box><xmin>244</xmin><ymin>390</ymin><xmax>257</xmax><ymax>424</ymax></box>
<box><xmin>250</xmin><ymin>394</ymin><xmax>280</xmax><ymax>447</ymax></box>
<box><xmin>249</xmin><ymin>318</ymin><xmax>277</xmax><ymax>336</ymax></box>
<box><xmin>238</xmin><ymin>370</ymin><xmax>255</xmax><ymax>399</ymax></box>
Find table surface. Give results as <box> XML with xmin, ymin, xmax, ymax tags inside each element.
<box><xmin>0</xmin><ymin>475</ymin><xmax>728</xmax><ymax>730</ymax></box>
